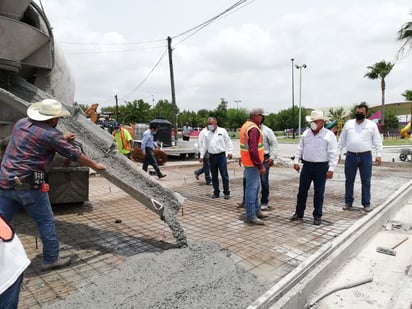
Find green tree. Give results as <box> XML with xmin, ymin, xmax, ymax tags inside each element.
<box><xmin>402</xmin><ymin>90</ymin><xmax>412</xmax><ymax>101</ymax></box>
<box><xmin>397</xmin><ymin>12</ymin><xmax>412</xmax><ymax>58</ymax></box>
<box><xmin>151</xmin><ymin>99</ymin><xmax>178</xmax><ymax>124</ymax></box>
<box><xmin>212</xmin><ymin>98</ymin><xmax>229</xmax><ymax>127</ymax></box>
<box><xmin>121</xmin><ymin>99</ymin><xmax>152</xmax><ymax>124</ymax></box>
<box><xmin>364</xmin><ymin>60</ymin><xmax>395</xmax><ymax>127</ymax></box>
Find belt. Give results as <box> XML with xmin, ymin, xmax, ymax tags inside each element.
<box><xmin>302</xmin><ymin>160</ymin><xmax>328</xmax><ymax>165</ymax></box>
<box><xmin>347</xmin><ymin>151</ymin><xmax>371</xmax><ymax>155</ymax></box>
<box><xmin>209</xmin><ymin>152</ymin><xmax>225</xmax><ymax>156</ymax></box>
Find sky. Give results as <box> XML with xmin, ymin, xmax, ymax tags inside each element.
<box><xmin>35</xmin><ymin>0</ymin><xmax>411</xmax><ymax>114</ymax></box>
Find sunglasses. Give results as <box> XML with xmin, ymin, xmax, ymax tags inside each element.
<box><xmin>0</xmin><ymin>215</ymin><xmax>14</xmax><ymax>242</ymax></box>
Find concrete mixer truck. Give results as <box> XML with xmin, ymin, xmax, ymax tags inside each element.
<box><xmin>0</xmin><ymin>0</ymin><xmax>186</xmax><ymax>246</ymax></box>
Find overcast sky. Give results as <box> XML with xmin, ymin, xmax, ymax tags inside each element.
<box><xmin>36</xmin><ymin>0</ymin><xmax>411</xmax><ymax>114</ymax></box>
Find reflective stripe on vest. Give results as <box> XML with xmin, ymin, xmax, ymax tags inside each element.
<box><xmin>239</xmin><ymin>121</ymin><xmax>264</xmax><ymax>167</ymax></box>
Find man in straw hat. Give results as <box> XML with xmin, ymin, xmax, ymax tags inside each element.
<box><xmin>290</xmin><ymin>110</ymin><xmax>338</xmax><ymax>225</ymax></box>
<box><xmin>0</xmin><ymin>99</ymin><xmax>106</xmax><ymax>271</ymax></box>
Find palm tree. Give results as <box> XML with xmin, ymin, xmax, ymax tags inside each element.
<box><xmin>402</xmin><ymin>90</ymin><xmax>412</xmax><ymax>101</ymax></box>
<box><xmin>364</xmin><ymin>60</ymin><xmax>394</xmax><ymax>127</ymax></box>
<box><xmin>397</xmin><ymin>12</ymin><xmax>412</xmax><ymax>58</ymax></box>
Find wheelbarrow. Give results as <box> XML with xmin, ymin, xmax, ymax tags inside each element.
<box><xmin>399</xmin><ymin>148</ymin><xmax>412</xmax><ymax>162</ymax></box>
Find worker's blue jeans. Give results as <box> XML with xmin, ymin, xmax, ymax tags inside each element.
<box><xmin>0</xmin><ymin>273</ymin><xmax>23</xmax><ymax>309</ymax></box>
<box><xmin>0</xmin><ymin>190</ymin><xmax>59</xmax><ymax>264</ymax></box>
<box><xmin>295</xmin><ymin>161</ymin><xmax>329</xmax><ymax>219</ymax></box>
<box><xmin>244</xmin><ymin>167</ymin><xmax>260</xmax><ymax>219</ymax></box>
<box><xmin>344</xmin><ymin>151</ymin><xmax>372</xmax><ymax>206</ymax></box>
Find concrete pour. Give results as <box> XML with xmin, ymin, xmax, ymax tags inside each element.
<box><xmin>1</xmin><ymin>75</ymin><xmax>187</xmax><ymax>247</ymax></box>
<box><xmin>45</xmin><ymin>241</ymin><xmax>270</xmax><ymax>309</ymax></box>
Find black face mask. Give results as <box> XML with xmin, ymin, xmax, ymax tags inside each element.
<box><xmin>355</xmin><ymin>113</ymin><xmax>366</xmax><ymax>120</ymax></box>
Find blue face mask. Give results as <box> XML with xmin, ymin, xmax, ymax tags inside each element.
<box><xmin>207</xmin><ymin>124</ymin><xmax>214</xmax><ymax>131</ymax></box>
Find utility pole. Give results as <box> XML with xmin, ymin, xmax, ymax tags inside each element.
<box><xmin>167</xmin><ymin>36</ymin><xmax>178</xmax><ymax>144</ymax></box>
<box><xmin>115</xmin><ymin>94</ymin><xmax>118</xmax><ymax>122</ymax></box>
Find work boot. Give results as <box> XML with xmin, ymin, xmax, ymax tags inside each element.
<box><xmin>342</xmin><ymin>204</ymin><xmax>352</xmax><ymax>210</ymax></box>
<box><xmin>245</xmin><ymin>217</ymin><xmax>265</xmax><ymax>225</ymax></box>
<box><xmin>41</xmin><ymin>256</ymin><xmax>71</xmax><ymax>271</ymax></box>
<box><xmin>256</xmin><ymin>211</ymin><xmax>268</xmax><ymax>219</ymax></box>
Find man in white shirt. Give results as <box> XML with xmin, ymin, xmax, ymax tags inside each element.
<box><xmin>200</xmin><ymin>117</ymin><xmax>233</xmax><ymax>199</ymax></box>
<box><xmin>338</xmin><ymin>103</ymin><xmax>383</xmax><ymax>212</ymax></box>
<box><xmin>260</xmin><ymin>122</ymin><xmax>278</xmax><ymax>209</ymax></box>
<box><xmin>290</xmin><ymin>111</ymin><xmax>338</xmax><ymax>225</ymax></box>
<box><xmin>0</xmin><ymin>216</ymin><xmax>30</xmax><ymax>308</ymax></box>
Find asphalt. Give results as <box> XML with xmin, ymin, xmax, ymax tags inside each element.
<box><xmin>12</xmin><ymin>142</ymin><xmax>412</xmax><ymax>308</ymax></box>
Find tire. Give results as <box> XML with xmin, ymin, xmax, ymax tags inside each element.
<box><xmin>399</xmin><ymin>154</ymin><xmax>407</xmax><ymax>161</ymax></box>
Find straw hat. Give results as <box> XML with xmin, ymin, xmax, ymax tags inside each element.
<box><xmin>305</xmin><ymin>110</ymin><xmax>329</xmax><ymax>122</ymax></box>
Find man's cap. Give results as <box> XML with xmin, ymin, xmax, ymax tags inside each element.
<box><xmin>27</xmin><ymin>99</ymin><xmax>71</xmax><ymax>121</ymax></box>
<box><xmin>305</xmin><ymin>110</ymin><xmax>329</xmax><ymax>122</ymax></box>
<box><xmin>114</xmin><ymin>122</ymin><xmax>121</xmax><ymax>129</ymax></box>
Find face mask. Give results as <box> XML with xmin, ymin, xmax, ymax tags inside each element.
<box><xmin>310</xmin><ymin>122</ymin><xmax>318</xmax><ymax>131</ymax></box>
<box><xmin>207</xmin><ymin>124</ymin><xmax>214</xmax><ymax>131</ymax></box>
<box><xmin>355</xmin><ymin>113</ymin><xmax>366</xmax><ymax>120</ymax></box>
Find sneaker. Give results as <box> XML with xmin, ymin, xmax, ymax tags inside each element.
<box><xmin>363</xmin><ymin>206</ymin><xmax>372</xmax><ymax>212</ymax></box>
<box><xmin>290</xmin><ymin>214</ymin><xmax>303</xmax><ymax>222</ymax></box>
<box><xmin>314</xmin><ymin>217</ymin><xmax>322</xmax><ymax>225</ymax></box>
<box><xmin>194</xmin><ymin>171</ymin><xmax>199</xmax><ymax>180</ymax></box>
<box><xmin>224</xmin><ymin>194</ymin><xmax>230</xmax><ymax>200</ymax></box>
<box><xmin>261</xmin><ymin>205</ymin><xmax>272</xmax><ymax>211</ymax></box>
<box><xmin>41</xmin><ymin>256</ymin><xmax>71</xmax><ymax>271</ymax></box>
<box><xmin>158</xmin><ymin>174</ymin><xmax>167</xmax><ymax>179</ymax></box>
<box><xmin>245</xmin><ymin>217</ymin><xmax>265</xmax><ymax>225</ymax></box>
<box><xmin>342</xmin><ymin>204</ymin><xmax>352</xmax><ymax>210</ymax></box>
<box><xmin>256</xmin><ymin>211</ymin><xmax>268</xmax><ymax>219</ymax></box>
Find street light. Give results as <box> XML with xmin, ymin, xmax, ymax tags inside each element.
<box><xmin>291</xmin><ymin>58</ymin><xmax>295</xmax><ymax>139</ymax></box>
<box><xmin>234</xmin><ymin>100</ymin><xmax>242</xmax><ymax>110</ymax></box>
<box><xmin>295</xmin><ymin>64</ymin><xmax>307</xmax><ymax>138</ymax></box>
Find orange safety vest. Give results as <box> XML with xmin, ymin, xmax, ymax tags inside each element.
<box><xmin>239</xmin><ymin>120</ymin><xmax>264</xmax><ymax>167</ymax></box>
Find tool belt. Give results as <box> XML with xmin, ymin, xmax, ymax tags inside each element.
<box><xmin>14</xmin><ymin>171</ymin><xmax>48</xmax><ymax>192</ymax></box>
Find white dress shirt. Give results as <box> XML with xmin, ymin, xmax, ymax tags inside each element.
<box><xmin>337</xmin><ymin>119</ymin><xmax>383</xmax><ymax>156</ymax></box>
<box><xmin>202</xmin><ymin>126</ymin><xmax>233</xmax><ymax>158</ymax></box>
<box><xmin>294</xmin><ymin>127</ymin><xmax>339</xmax><ymax>171</ymax></box>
